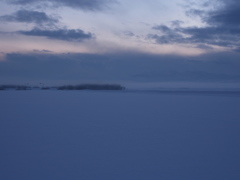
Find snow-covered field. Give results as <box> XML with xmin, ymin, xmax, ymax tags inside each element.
<box><xmin>1</xmin><ymin>90</ymin><xmax>240</xmax><ymax>180</ymax></box>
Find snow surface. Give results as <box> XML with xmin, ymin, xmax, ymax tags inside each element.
<box><xmin>1</xmin><ymin>90</ymin><xmax>240</xmax><ymax>180</ymax></box>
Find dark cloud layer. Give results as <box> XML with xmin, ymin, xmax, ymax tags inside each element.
<box><xmin>150</xmin><ymin>24</ymin><xmax>239</xmax><ymax>47</ymax></box>
<box><xmin>0</xmin><ymin>7</ymin><xmax>95</xmax><ymax>42</ymax></box>
<box><xmin>18</xmin><ymin>28</ymin><xmax>94</xmax><ymax>41</ymax></box>
<box><xmin>150</xmin><ymin>25</ymin><xmax>183</xmax><ymax>44</ymax></box>
<box><xmin>150</xmin><ymin>0</ymin><xmax>240</xmax><ymax>50</ymax></box>
<box><xmin>1</xmin><ymin>52</ymin><xmax>240</xmax><ymax>84</ymax></box>
<box><xmin>7</xmin><ymin>0</ymin><xmax>115</xmax><ymax>10</ymax></box>
<box><xmin>203</xmin><ymin>0</ymin><xmax>240</xmax><ymax>27</ymax></box>
<box><xmin>0</xmin><ymin>10</ymin><xmax>58</xmax><ymax>26</ymax></box>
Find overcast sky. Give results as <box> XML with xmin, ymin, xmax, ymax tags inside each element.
<box><xmin>1</xmin><ymin>0</ymin><xmax>240</xmax><ymax>85</ymax></box>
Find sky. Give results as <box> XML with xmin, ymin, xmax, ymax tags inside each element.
<box><xmin>0</xmin><ymin>0</ymin><xmax>240</xmax><ymax>85</ymax></box>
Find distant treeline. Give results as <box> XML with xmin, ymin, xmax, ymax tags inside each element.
<box><xmin>0</xmin><ymin>85</ymin><xmax>31</xmax><ymax>90</ymax></box>
<box><xmin>57</xmin><ymin>84</ymin><xmax>125</xmax><ymax>90</ymax></box>
<box><xmin>0</xmin><ymin>84</ymin><xmax>125</xmax><ymax>91</ymax></box>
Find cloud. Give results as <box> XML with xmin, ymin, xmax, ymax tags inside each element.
<box><xmin>149</xmin><ymin>25</ymin><xmax>240</xmax><ymax>48</ymax></box>
<box><xmin>149</xmin><ymin>0</ymin><xmax>240</xmax><ymax>51</ymax></box>
<box><xmin>0</xmin><ymin>10</ymin><xmax>58</xmax><ymax>26</ymax></box>
<box><xmin>33</xmin><ymin>49</ymin><xmax>53</xmax><ymax>53</ymax></box>
<box><xmin>150</xmin><ymin>25</ymin><xmax>179</xmax><ymax>44</ymax></box>
<box><xmin>197</xmin><ymin>0</ymin><xmax>240</xmax><ymax>27</ymax></box>
<box><xmin>188</xmin><ymin>0</ymin><xmax>240</xmax><ymax>49</ymax></box>
<box><xmin>171</xmin><ymin>20</ymin><xmax>184</xmax><ymax>27</ymax></box>
<box><xmin>153</xmin><ymin>25</ymin><xmax>172</xmax><ymax>33</ymax></box>
<box><xmin>150</xmin><ymin>25</ymin><xmax>183</xmax><ymax>44</ymax></box>
<box><xmin>6</xmin><ymin>0</ymin><xmax>115</xmax><ymax>10</ymax></box>
<box><xmin>123</xmin><ymin>31</ymin><xmax>135</xmax><ymax>37</ymax></box>
<box><xmin>18</xmin><ymin>28</ymin><xmax>94</xmax><ymax>42</ymax></box>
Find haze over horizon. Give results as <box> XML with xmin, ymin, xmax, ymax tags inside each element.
<box><xmin>1</xmin><ymin>0</ymin><xmax>240</xmax><ymax>85</ymax></box>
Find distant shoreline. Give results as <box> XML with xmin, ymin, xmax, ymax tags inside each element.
<box><xmin>0</xmin><ymin>84</ymin><xmax>125</xmax><ymax>91</ymax></box>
